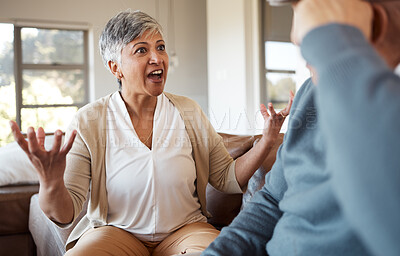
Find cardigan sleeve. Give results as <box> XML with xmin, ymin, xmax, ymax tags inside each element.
<box><xmin>62</xmin><ymin>114</ymin><xmax>91</xmax><ymax>226</ymax></box>
<box><xmin>197</xmin><ymin>103</ymin><xmax>243</xmax><ymax>194</ymax></box>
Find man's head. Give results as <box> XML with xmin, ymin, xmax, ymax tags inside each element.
<box><xmin>270</xmin><ymin>0</ymin><xmax>400</xmax><ymax>68</ymax></box>
<box><xmin>268</xmin><ymin>0</ymin><xmax>399</xmax><ymax>6</ymax></box>
<box><xmin>371</xmin><ymin>1</ymin><xmax>400</xmax><ymax>68</ymax></box>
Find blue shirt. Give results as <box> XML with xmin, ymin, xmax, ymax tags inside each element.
<box><xmin>202</xmin><ymin>24</ymin><xmax>400</xmax><ymax>256</ymax></box>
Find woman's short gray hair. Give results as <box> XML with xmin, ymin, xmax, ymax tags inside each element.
<box><xmin>99</xmin><ymin>10</ymin><xmax>164</xmax><ymax>71</ymax></box>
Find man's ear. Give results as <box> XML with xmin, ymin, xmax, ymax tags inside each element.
<box><xmin>108</xmin><ymin>60</ymin><xmax>122</xmax><ymax>79</ymax></box>
<box><xmin>371</xmin><ymin>3</ymin><xmax>388</xmax><ymax>45</ymax></box>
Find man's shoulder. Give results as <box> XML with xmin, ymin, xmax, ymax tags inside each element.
<box><xmin>296</xmin><ymin>78</ymin><xmax>314</xmax><ymax>97</ymax></box>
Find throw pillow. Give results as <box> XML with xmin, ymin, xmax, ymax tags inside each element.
<box><xmin>0</xmin><ymin>135</ymin><xmax>63</xmax><ymax>186</ymax></box>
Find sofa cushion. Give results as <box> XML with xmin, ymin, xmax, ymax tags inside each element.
<box><xmin>0</xmin><ymin>142</ymin><xmax>38</xmax><ymax>187</ymax></box>
<box><xmin>0</xmin><ymin>233</ymin><xmax>36</xmax><ymax>256</ymax></box>
<box><xmin>0</xmin><ymin>135</ymin><xmax>62</xmax><ymax>187</ymax></box>
<box><xmin>205</xmin><ymin>184</ymin><xmax>242</xmax><ymax>229</ymax></box>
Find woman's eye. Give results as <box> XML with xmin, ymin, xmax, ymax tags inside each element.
<box><xmin>157</xmin><ymin>44</ymin><xmax>165</xmax><ymax>51</ymax></box>
<box><xmin>135</xmin><ymin>47</ymin><xmax>147</xmax><ymax>54</ymax></box>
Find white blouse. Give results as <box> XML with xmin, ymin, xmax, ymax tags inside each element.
<box><xmin>105</xmin><ymin>92</ymin><xmax>206</xmax><ymax>242</ymax></box>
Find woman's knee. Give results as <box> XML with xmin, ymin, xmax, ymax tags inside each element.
<box><xmin>65</xmin><ymin>226</ymin><xmax>150</xmax><ymax>256</ymax></box>
<box><xmin>153</xmin><ymin>222</ymin><xmax>220</xmax><ymax>256</ymax></box>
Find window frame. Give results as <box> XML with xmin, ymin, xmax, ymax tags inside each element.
<box><xmin>12</xmin><ymin>24</ymin><xmax>89</xmax><ymax>128</ymax></box>
<box><xmin>261</xmin><ymin>1</ymin><xmax>296</xmax><ymax>106</ymax></box>
<box><xmin>264</xmin><ymin>41</ymin><xmax>297</xmax><ymax>105</ymax></box>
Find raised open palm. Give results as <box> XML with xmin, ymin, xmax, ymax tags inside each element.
<box><xmin>9</xmin><ymin>121</ymin><xmax>77</xmax><ymax>185</ymax></box>
<box><xmin>260</xmin><ymin>91</ymin><xmax>294</xmax><ymax>142</ymax></box>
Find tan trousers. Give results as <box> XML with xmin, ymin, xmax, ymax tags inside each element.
<box><xmin>64</xmin><ymin>222</ymin><xmax>219</xmax><ymax>256</ymax></box>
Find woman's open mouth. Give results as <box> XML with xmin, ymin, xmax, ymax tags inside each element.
<box><xmin>148</xmin><ymin>69</ymin><xmax>163</xmax><ymax>82</ymax></box>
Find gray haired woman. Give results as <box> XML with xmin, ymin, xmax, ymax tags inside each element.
<box><xmin>10</xmin><ymin>9</ymin><xmax>293</xmax><ymax>256</ymax></box>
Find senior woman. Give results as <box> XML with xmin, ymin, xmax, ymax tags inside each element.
<box><xmin>9</xmin><ymin>10</ymin><xmax>293</xmax><ymax>256</ymax></box>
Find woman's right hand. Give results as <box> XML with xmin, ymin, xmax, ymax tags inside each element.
<box><xmin>9</xmin><ymin>120</ymin><xmax>77</xmax><ymax>187</ymax></box>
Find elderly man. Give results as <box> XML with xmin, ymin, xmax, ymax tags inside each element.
<box><xmin>202</xmin><ymin>0</ymin><xmax>400</xmax><ymax>255</ymax></box>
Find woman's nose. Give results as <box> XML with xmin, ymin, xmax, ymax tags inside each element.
<box><xmin>149</xmin><ymin>51</ymin><xmax>162</xmax><ymax>65</ymax></box>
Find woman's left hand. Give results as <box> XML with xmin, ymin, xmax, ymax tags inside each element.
<box><xmin>234</xmin><ymin>91</ymin><xmax>294</xmax><ymax>187</ymax></box>
<box><xmin>260</xmin><ymin>91</ymin><xmax>294</xmax><ymax>144</ymax></box>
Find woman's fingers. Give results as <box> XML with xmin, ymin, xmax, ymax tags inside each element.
<box><xmin>27</xmin><ymin>127</ymin><xmax>42</xmax><ymax>155</ymax></box>
<box><xmin>260</xmin><ymin>104</ymin><xmax>270</xmax><ymax>120</ymax></box>
<box><xmin>288</xmin><ymin>90</ymin><xmax>294</xmax><ymax>107</ymax></box>
<box><xmin>283</xmin><ymin>91</ymin><xmax>294</xmax><ymax>113</ymax></box>
<box><xmin>268</xmin><ymin>103</ymin><xmax>277</xmax><ymax>117</ymax></box>
<box><xmin>37</xmin><ymin>127</ymin><xmax>46</xmax><ymax>150</ymax></box>
<box><xmin>60</xmin><ymin>130</ymin><xmax>77</xmax><ymax>156</ymax></box>
<box><xmin>10</xmin><ymin>121</ymin><xmax>70</xmax><ymax>159</ymax></box>
<box><xmin>278</xmin><ymin>91</ymin><xmax>295</xmax><ymax>117</ymax></box>
<box><xmin>262</xmin><ymin>90</ymin><xmax>295</xmax><ymax>121</ymax></box>
<box><xmin>262</xmin><ymin>102</ymin><xmax>288</xmax><ymax>121</ymax></box>
<box><xmin>50</xmin><ymin>130</ymin><xmax>63</xmax><ymax>156</ymax></box>
<box><xmin>9</xmin><ymin>121</ymin><xmax>29</xmax><ymax>154</ymax></box>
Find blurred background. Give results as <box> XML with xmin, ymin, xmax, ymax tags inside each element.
<box><xmin>0</xmin><ymin>0</ymin><xmax>309</xmax><ymax>146</ymax></box>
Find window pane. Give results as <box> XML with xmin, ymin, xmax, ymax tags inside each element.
<box><xmin>21</xmin><ymin>107</ymin><xmax>78</xmax><ymax>132</ymax></box>
<box><xmin>22</xmin><ymin>28</ymin><xmax>84</xmax><ymax>64</ymax></box>
<box><xmin>267</xmin><ymin>72</ymin><xmax>296</xmax><ymax>109</ymax></box>
<box><xmin>0</xmin><ymin>23</ymin><xmax>16</xmax><ymax>147</ymax></box>
<box><xmin>23</xmin><ymin>69</ymin><xmax>85</xmax><ymax>105</ymax></box>
<box><xmin>265</xmin><ymin>41</ymin><xmax>298</xmax><ymax>71</ymax></box>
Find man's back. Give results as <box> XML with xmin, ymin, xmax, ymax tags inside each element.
<box><xmin>203</xmin><ymin>78</ymin><xmax>372</xmax><ymax>255</ymax></box>
<box><xmin>265</xmin><ymin>80</ymin><xmax>370</xmax><ymax>255</ymax></box>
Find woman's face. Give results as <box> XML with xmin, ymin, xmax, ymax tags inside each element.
<box><xmin>119</xmin><ymin>30</ymin><xmax>169</xmax><ymax>97</ymax></box>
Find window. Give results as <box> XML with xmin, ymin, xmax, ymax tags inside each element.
<box><xmin>0</xmin><ymin>23</ymin><xmax>89</xmax><ymax>146</ymax></box>
<box><xmin>0</xmin><ymin>24</ymin><xmax>15</xmax><ymax>146</ymax></box>
<box><xmin>265</xmin><ymin>41</ymin><xmax>297</xmax><ymax>109</ymax></box>
<box><xmin>262</xmin><ymin>3</ymin><xmax>309</xmax><ymax>110</ymax></box>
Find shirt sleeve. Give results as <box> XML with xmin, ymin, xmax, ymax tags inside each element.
<box><xmin>302</xmin><ymin>24</ymin><xmax>400</xmax><ymax>256</ymax></box>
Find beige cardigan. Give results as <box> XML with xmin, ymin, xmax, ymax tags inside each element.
<box><xmin>62</xmin><ymin>92</ymin><xmax>242</xmax><ymax>250</ymax></box>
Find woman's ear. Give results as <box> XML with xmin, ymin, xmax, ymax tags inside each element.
<box><xmin>371</xmin><ymin>3</ymin><xmax>388</xmax><ymax>45</ymax></box>
<box><xmin>108</xmin><ymin>60</ymin><xmax>122</xmax><ymax>79</ymax></box>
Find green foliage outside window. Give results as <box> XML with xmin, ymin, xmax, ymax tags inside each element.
<box><xmin>0</xmin><ymin>24</ymin><xmax>86</xmax><ymax>147</ymax></box>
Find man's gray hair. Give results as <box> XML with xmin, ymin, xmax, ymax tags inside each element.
<box><xmin>99</xmin><ymin>10</ymin><xmax>164</xmax><ymax>71</ymax></box>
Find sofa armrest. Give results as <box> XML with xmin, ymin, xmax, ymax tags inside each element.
<box><xmin>206</xmin><ymin>133</ymin><xmax>284</xmax><ymax>228</ymax></box>
<box><xmin>0</xmin><ymin>184</ymin><xmax>39</xmax><ymax>256</ymax></box>
<box><xmin>29</xmin><ymin>193</ymin><xmax>87</xmax><ymax>256</ymax></box>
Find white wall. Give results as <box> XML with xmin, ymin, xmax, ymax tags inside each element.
<box><xmin>0</xmin><ymin>0</ymin><xmax>208</xmax><ymax>111</ymax></box>
<box><xmin>206</xmin><ymin>0</ymin><xmax>262</xmax><ymax>135</ymax></box>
